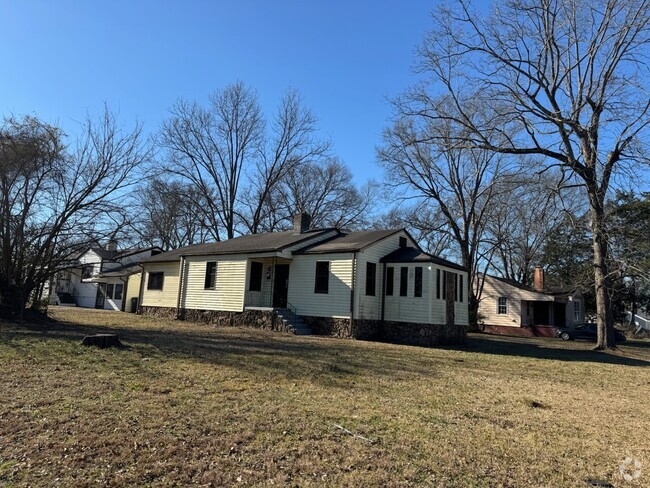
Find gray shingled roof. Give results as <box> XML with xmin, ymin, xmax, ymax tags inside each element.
<box><xmin>380</xmin><ymin>247</ymin><xmax>466</xmax><ymax>271</ymax></box>
<box><xmin>142</xmin><ymin>229</ymin><xmax>336</xmax><ymax>263</ymax></box>
<box><xmin>295</xmin><ymin>229</ymin><xmax>403</xmax><ymax>254</ymax></box>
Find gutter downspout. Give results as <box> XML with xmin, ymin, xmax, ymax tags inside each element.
<box><xmin>380</xmin><ymin>262</ymin><xmax>386</xmax><ymax>322</ymax></box>
<box><xmin>350</xmin><ymin>252</ymin><xmax>357</xmax><ymax>328</ymax></box>
<box><xmin>136</xmin><ymin>264</ymin><xmax>146</xmax><ymax>314</ymax></box>
<box><xmin>120</xmin><ymin>276</ymin><xmax>128</xmax><ymax>312</ymax></box>
<box><xmin>176</xmin><ymin>256</ymin><xmax>185</xmax><ymax>319</ymax></box>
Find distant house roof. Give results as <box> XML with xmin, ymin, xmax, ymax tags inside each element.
<box><xmin>70</xmin><ymin>245</ymin><xmax>162</xmax><ymax>263</ymax></box>
<box><xmin>295</xmin><ymin>229</ymin><xmax>404</xmax><ymax>254</ymax></box>
<box><xmin>484</xmin><ymin>274</ymin><xmax>577</xmax><ymax>301</ymax></box>
<box><xmin>380</xmin><ymin>247</ymin><xmax>466</xmax><ymax>271</ymax></box>
<box><xmin>143</xmin><ymin>228</ymin><xmax>336</xmax><ymax>263</ymax></box>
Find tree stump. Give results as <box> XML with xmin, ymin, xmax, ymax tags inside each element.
<box><xmin>81</xmin><ymin>334</ymin><xmax>122</xmax><ymax>348</ymax></box>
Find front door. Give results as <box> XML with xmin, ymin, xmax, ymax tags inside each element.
<box><xmin>273</xmin><ymin>264</ymin><xmax>290</xmax><ymax>308</ymax></box>
<box><xmin>95</xmin><ymin>283</ymin><xmax>106</xmax><ymax>309</ymax></box>
<box><xmin>533</xmin><ymin>301</ymin><xmax>549</xmax><ymax>325</ymax></box>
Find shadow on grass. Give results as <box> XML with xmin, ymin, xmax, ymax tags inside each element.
<box><xmin>451</xmin><ymin>334</ymin><xmax>650</xmax><ymax>367</ymax></box>
<box><xmin>2</xmin><ymin>313</ymin><xmax>649</xmax><ymax>385</ymax></box>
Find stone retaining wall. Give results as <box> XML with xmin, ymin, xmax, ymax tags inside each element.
<box><xmin>138</xmin><ymin>306</ymin><xmax>466</xmax><ymax>346</ymax></box>
<box><xmin>382</xmin><ymin>321</ymin><xmax>466</xmax><ymax>346</ymax></box>
<box><xmin>138</xmin><ymin>305</ymin><xmax>177</xmax><ymax>319</ymax></box>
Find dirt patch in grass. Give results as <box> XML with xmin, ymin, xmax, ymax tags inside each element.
<box><xmin>0</xmin><ymin>307</ymin><xmax>648</xmax><ymax>487</ymax></box>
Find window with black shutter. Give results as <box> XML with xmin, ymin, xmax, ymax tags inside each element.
<box><xmin>147</xmin><ymin>272</ymin><xmax>164</xmax><ymax>290</ymax></box>
<box><xmin>399</xmin><ymin>267</ymin><xmax>408</xmax><ymax>296</ymax></box>
<box><xmin>315</xmin><ymin>261</ymin><xmax>329</xmax><ymax>293</ymax></box>
<box><xmin>249</xmin><ymin>262</ymin><xmax>263</xmax><ymax>291</ymax></box>
<box><xmin>204</xmin><ymin>262</ymin><xmax>217</xmax><ymax>289</ymax></box>
<box><xmin>386</xmin><ymin>267</ymin><xmax>394</xmax><ymax>296</ymax></box>
<box><xmin>365</xmin><ymin>262</ymin><xmax>376</xmax><ymax>296</ymax></box>
<box><xmin>414</xmin><ymin>267</ymin><xmax>423</xmax><ymax>297</ymax></box>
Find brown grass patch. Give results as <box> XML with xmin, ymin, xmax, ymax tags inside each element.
<box><xmin>0</xmin><ymin>307</ymin><xmax>648</xmax><ymax>487</ymax></box>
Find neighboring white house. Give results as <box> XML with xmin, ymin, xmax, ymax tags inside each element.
<box><xmin>136</xmin><ymin>214</ymin><xmax>468</xmax><ymax>346</ymax></box>
<box><xmin>51</xmin><ymin>242</ymin><xmax>162</xmax><ymax>311</ymax></box>
<box><xmin>626</xmin><ymin>311</ymin><xmax>650</xmax><ymax>331</ymax></box>
<box><xmin>478</xmin><ymin>269</ymin><xmax>584</xmax><ymax>337</ymax></box>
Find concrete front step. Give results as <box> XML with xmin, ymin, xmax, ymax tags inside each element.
<box><xmin>275</xmin><ymin>308</ymin><xmax>312</xmax><ymax>335</ymax></box>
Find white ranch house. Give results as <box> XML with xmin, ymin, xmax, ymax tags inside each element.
<box><xmin>134</xmin><ymin>214</ymin><xmax>468</xmax><ymax>346</ymax></box>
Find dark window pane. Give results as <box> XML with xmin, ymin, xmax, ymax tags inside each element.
<box><xmin>442</xmin><ymin>271</ymin><xmax>447</xmax><ymax>299</ymax></box>
<box><xmin>365</xmin><ymin>262</ymin><xmax>376</xmax><ymax>296</ymax></box>
<box><xmin>399</xmin><ymin>236</ymin><xmax>407</xmax><ymax>248</ymax></box>
<box><xmin>147</xmin><ymin>272</ymin><xmax>164</xmax><ymax>290</ymax></box>
<box><xmin>249</xmin><ymin>261</ymin><xmax>263</xmax><ymax>291</ymax></box>
<box><xmin>114</xmin><ymin>283</ymin><xmax>123</xmax><ymax>300</ymax></box>
<box><xmin>400</xmin><ymin>267</ymin><xmax>408</xmax><ymax>296</ymax></box>
<box><xmin>205</xmin><ymin>262</ymin><xmax>217</xmax><ymax>289</ymax></box>
<box><xmin>414</xmin><ymin>267</ymin><xmax>422</xmax><ymax>297</ymax></box>
<box><xmin>106</xmin><ymin>283</ymin><xmax>114</xmax><ymax>299</ymax></box>
<box><xmin>315</xmin><ymin>261</ymin><xmax>329</xmax><ymax>294</ymax></box>
<box><xmin>386</xmin><ymin>267</ymin><xmax>394</xmax><ymax>296</ymax></box>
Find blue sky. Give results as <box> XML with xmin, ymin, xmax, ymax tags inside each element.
<box><xmin>0</xmin><ymin>1</ymin><xmax>436</xmax><ymax>184</ymax></box>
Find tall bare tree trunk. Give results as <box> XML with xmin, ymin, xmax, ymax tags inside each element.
<box><xmin>590</xmin><ymin>202</ymin><xmax>616</xmax><ymax>349</ymax></box>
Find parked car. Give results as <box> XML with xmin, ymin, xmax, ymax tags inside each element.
<box><xmin>555</xmin><ymin>323</ymin><xmax>626</xmax><ymax>342</ymax></box>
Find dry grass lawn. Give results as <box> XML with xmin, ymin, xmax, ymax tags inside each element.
<box><xmin>1</xmin><ymin>307</ymin><xmax>649</xmax><ymax>487</ymax></box>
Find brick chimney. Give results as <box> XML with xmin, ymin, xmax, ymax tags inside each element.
<box><xmin>293</xmin><ymin>212</ymin><xmax>311</xmax><ymax>234</ymax></box>
<box><xmin>533</xmin><ymin>266</ymin><xmax>544</xmax><ymax>292</ymax></box>
<box><xmin>105</xmin><ymin>239</ymin><xmax>118</xmax><ymax>252</ymax></box>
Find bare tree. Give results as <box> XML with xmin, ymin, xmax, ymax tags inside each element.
<box><xmin>379</xmin><ymin>116</ymin><xmax>505</xmax><ymax>325</ymax></box>
<box><xmin>0</xmin><ymin>111</ymin><xmax>150</xmax><ymax>318</ymax></box>
<box><xmin>240</xmin><ymin>89</ymin><xmax>331</xmax><ymax>233</ymax></box>
<box><xmin>486</xmin><ymin>171</ymin><xmax>583</xmax><ymax>285</ymax></box>
<box><xmin>405</xmin><ymin>0</ymin><xmax>649</xmax><ymax>348</ymax></box>
<box><xmin>160</xmin><ymin>82</ymin><xmax>264</xmax><ymax>241</ymax></box>
<box><xmin>373</xmin><ymin>206</ymin><xmax>454</xmax><ymax>257</ymax></box>
<box><xmin>131</xmin><ymin>177</ymin><xmax>211</xmax><ymax>250</ymax></box>
<box><xmin>275</xmin><ymin>159</ymin><xmax>377</xmax><ymax>230</ymax></box>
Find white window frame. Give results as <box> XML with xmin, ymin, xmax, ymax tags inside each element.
<box><xmin>497</xmin><ymin>297</ymin><xmax>507</xmax><ymax>314</ymax></box>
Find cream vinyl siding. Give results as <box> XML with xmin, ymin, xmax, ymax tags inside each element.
<box><xmin>288</xmin><ymin>253</ymin><xmax>354</xmax><ymax>318</ymax></box>
<box><xmin>355</xmin><ymin>230</ymin><xmax>414</xmax><ymax>320</ymax></box>
<box><xmin>180</xmin><ymin>255</ymin><xmax>247</xmax><ymax>312</ymax></box>
<box><xmin>244</xmin><ymin>258</ymin><xmax>276</xmax><ymax>307</ymax></box>
<box><xmin>479</xmin><ymin>277</ymin><xmax>525</xmax><ymax>327</ymax></box>
<box><xmin>384</xmin><ymin>264</ymin><xmax>432</xmax><ymax>324</ymax></box>
<box><xmin>141</xmin><ymin>262</ymin><xmax>181</xmax><ymax>308</ymax></box>
<box><xmin>124</xmin><ymin>272</ymin><xmax>141</xmax><ymax>312</ymax></box>
<box><xmin>384</xmin><ymin>264</ymin><xmax>469</xmax><ymax>326</ymax></box>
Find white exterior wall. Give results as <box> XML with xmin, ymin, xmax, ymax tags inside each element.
<box><xmin>244</xmin><ymin>257</ymin><xmax>280</xmax><ymax>307</ymax></box>
<box><xmin>383</xmin><ymin>264</ymin><xmax>469</xmax><ymax>326</ymax></box>
<box><xmin>79</xmin><ymin>250</ymin><xmax>102</xmax><ymax>275</ymax></box>
<box><xmin>383</xmin><ymin>264</ymin><xmax>432</xmax><ymax>324</ymax></box>
<box><xmin>180</xmin><ymin>255</ymin><xmax>248</xmax><ymax>312</ymax></box>
<box><xmin>74</xmin><ymin>280</ymin><xmax>99</xmax><ymax>308</ymax></box>
<box><xmin>102</xmin><ymin>277</ymin><xmax>127</xmax><ymax>311</ymax></box>
<box><xmin>288</xmin><ymin>253</ymin><xmax>354</xmax><ymax>318</ymax></box>
<box><xmin>479</xmin><ymin>278</ymin><xmax>524</xmax><ymax>327</ymax></box>
<box><xmin>567</xmin><ymin>293</ymin><xmax>584</xmax><ymax>326</ymax></box>
<box><xmin>354</xmin><ymin>231</ymin><xmax>413</xmax><ymax>320</ymax></box>
<box><xmin>141</xmin><ymin>262</ymin><xmax>181</xmax><ymax>308</ymax></box>
<box><xmin>73</xmin><ymin>250</ymin><xmax>103</xmax><ymax>307</ymax></box>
